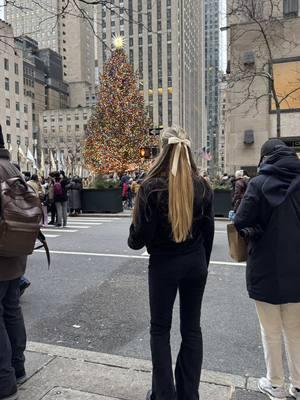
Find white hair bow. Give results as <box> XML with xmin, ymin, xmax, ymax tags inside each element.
<box><xmin>168</xmin><ymin>136</ymin><xmax>191</xmax><ymax>176</ymax></box>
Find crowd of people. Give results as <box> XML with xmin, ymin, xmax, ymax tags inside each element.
<box><xmin>23</xmin><ymin>172</ymin><xmax>83</xmax><ymax>227</ymax></box>
<box><xmin>0</xmin><ymin>125</ymin><xmax>300</xmax><ymax>400</ymax></box>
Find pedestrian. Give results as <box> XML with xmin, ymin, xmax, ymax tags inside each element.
<box><xmin>127</xmin><ymin>178</ymin><xmax>133</xmax><ymax>209</ymax></box>
<box><xmin>128</xmin><ymin>127</ymin><xmax>215</xmax><ymax>400</ymax></box>
<box><xmin>69</xmin><ymin>176</ymin><xmax>82</xmax><ymax>216</ymax></box>
<box><xmin>232</xmin><ymin>170</ymin><xmax>247</xmax><ymax>213</ymax></box>
<box><xmin>47</xmin><ymin>175</ymin><xmax>56</xmax><ymax>225</ymax></box>
<box><xmin>0</xmin><ymin>128</ymin><xmax>28</xmax><ymax>400</ymax></box>
<box><xmin>235</xmin><ymin>139</ymin><xmax>300</xmax><ymax>400</ymax></box>
<box><xmin>27</xmin><ymin>174</ymin><xmax>45</xmax><ymax>202</ymax></box>
<box><xmin>54</xmin><ymin>172</ymin><xmax>69</xmax><ymax>227</ymax></box>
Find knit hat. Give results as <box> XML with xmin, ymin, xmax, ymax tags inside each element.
<box><xmin>0</xmin><ymin>125</ymin><xmax>5</xmax><ymax>149</ymax></box>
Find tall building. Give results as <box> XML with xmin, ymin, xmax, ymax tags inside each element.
<box><xmin>5</xmin><ymin>0</ymin><xmax>95</xmax><ymax>105</ymax></box>
<box><xmin>226</xmin><ymin>0</ymin><xmax>300</xmax><ymax>174</ymax></box>
<box><xmin>0</xmin><ymin>20</ymin><xmax>33</xmax><ymax>167</ymax></box>
<box><xmin>205</xmin><ymin>0</ymin><xmax>221</xmax><ymax>175</ymax></box>
<box><xmin>95</xmin><ymin>0</ymin><xmax>205</xmax><ymax>157</ymax></box>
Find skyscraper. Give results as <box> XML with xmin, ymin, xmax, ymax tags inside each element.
<box><xmin>95</xmin><ymin>0</ymin><xmax>205</xmax><ymax>157</ymax></box>
<box><xmin>205</xmin><ymin>0</ymin><xmax>221</xmax><ymax>175</ymax></box>
<box><xmin>5</xmin><ymin>0</ymin><xmax>95</xmax><ymax>106</ymax></box>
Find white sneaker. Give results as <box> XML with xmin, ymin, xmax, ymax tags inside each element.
<box><xmin>289</xmin><ymin>385</ymin><xmax>300</xmax><ymax>399</ymax></box>
<box><xmin>258</xmin><ymin>377</ymin><xmax>287</xmax><ymax>400</ymax></box>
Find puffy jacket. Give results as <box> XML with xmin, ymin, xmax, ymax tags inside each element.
<box><xmin>235</xmin><ymin>148</ymin><xmax>300</xmax><ymax>304</ymax></box>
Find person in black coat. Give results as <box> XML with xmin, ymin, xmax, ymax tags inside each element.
<box><xmin>128</xmin><ymin>127</ymin><xmax>214</xmax><ymax>400</ymax></box>
<box><xmin>235</xmin><ymin>139</ymin><xmax>300</xmax><ymax>400</ymax></box>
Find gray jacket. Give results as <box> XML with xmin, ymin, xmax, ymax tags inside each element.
<box><xmin>0</xmin><ymin>149</ymin><xmax>27</xmax><ymax>281</ymax></box>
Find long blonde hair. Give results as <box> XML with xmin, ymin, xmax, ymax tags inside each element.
<box><xmin>134</xmin><ymin>127</ymin><xmax>197</xmax><ymax>243</ymax></box>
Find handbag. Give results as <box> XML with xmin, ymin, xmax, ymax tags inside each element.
<box><xmin>227</xmin><ymin>223</ymin><xmax>248</xmax><ymax>262</ymax></box>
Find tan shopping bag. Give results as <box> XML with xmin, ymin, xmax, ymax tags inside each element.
<box><xmin>227</xmin><ymin>223</ymin><xmax>248</xmax><ymax>262</ymax></box>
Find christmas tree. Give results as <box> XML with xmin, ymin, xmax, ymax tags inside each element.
<box><xmin>84</xmin><ymin>37</ymin><xmax>152</xmax><ymax>174</ymax></box>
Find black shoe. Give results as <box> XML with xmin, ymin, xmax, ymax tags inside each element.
<box><xmin>15</xmin><ymin>369</ymin><xmax>27</xmax><ymax>385</ymax></box>
<box><xmin>19</xmin><ymin>281</ymin><xmax>31</xmax><ymax>297</ymax></box>
<box><xmin>146</xmin><ymin>390</ymin><xmax>152</xmax><ymax>400</ymax></box>
<box><xmin>48</xmin><ymin>221</ymin><xmax>54</xmax><ymax>225</ymax></box>
<box><xmin>0</xmin><ymin>386</ymin><xmax>18</xmax><ymax>400</ymax></box>
<box><xmin>56</xmin><ymin>224</ymin><xmax>62</xmax><ymax>227</ymax></box>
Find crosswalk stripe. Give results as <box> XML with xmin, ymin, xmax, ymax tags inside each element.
<box><xmin>44</xmin><ymin>234</ymin><xmax>60</xmax><ymax>238</ymax></box>
<box><xmin>63</xmin><ymin>225</ymin><xmax>90</xmax><ymax>229</ymax></box>
<box><xmin>42</xmin><ymin>229</ymin><xmax>77</xmax><ymax>233</ymax></box>
<box><xmin>68</xmin><ymin>219</ymin><xmax>114</xmax><ymax>223</ymax></box>
<box><xmin>66</xmin><ymin>222</ymin><xmax>103</xmax><ymax>226</ymax></box>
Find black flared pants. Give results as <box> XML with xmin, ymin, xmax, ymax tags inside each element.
<box><xmin>149</xmin><ymin>251</ymin><xmax>208</xmax><ymax>400</ymax></box>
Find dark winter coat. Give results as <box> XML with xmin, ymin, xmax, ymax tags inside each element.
<box><xmin>232</xmin><ymin>178</ymin><xmax>247</xmax><ymax>212</ymax></box>
<box><xmin>68</xmin><ymin>181</ymin><xmax>82</xmax><ymax>210</ymax></box>
<box><xmin>54</xmin><ymin>177</ymin><xmax>70</xmax><ymax>203</ymax></box>
<box><xmin>235</xmin><ymin>148</ymin><xmax>300</xmax><ymax>304</ymax></box>
<box><xmin>0</xmin><ymin>149</ymin><xmax>27</xmax><ymax>281</ymax></box>
<box><xmin>128</xmin><ymin>176</ymin><xmax>215</xmax><ymax>265</ymax></box>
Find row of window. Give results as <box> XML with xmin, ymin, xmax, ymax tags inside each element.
<box><xmin>4</xmin><ymin>59</ymin><xmax>19</xmax><ymax>75</ymax></box>
<box><xmin>43</xmin><ymin>125</ymin><xmax>88</xmax><ymax>133</ymax></box>
<box><xmin>6</xmin><ymin>117</ymin><xmax>28</xmax><ymax>129</ymax></box>
<box><xmin>6</xmin><ymin>134</ymin><xmax>29</xmax><ymax>146</ymax></box>
<box><xmin>5</xmin><ymin>78</ymin><xmax>20</xmax><ymax>94</ymax></box>
<box><xmin>5</xmin><ymin>99</ymin><xmax>28</xmax><ymax>113</ymax></box>
<box><xmin>43</xmin><ymin>114</ymin><xmax>89</xmax><ymax>123</ymax></box>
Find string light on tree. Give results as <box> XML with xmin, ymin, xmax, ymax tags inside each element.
<box><xmin>84</xmin><ymin>43</ymin><xmax>156</xmax><ymax>174</ymax></box>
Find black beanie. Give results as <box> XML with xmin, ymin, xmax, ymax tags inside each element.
<box><xmin>0</xmin><ymin>125</ymin><xmax>5</xmax><ymax>149</ymax></box>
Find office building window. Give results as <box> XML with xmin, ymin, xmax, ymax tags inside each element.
<box><xmin>16</xmin><ymin>102</ymin><xmax>20</xmax><ymax>111</ymax></box>
<box><xmin>158</xmin><ymin>95</ymin><xmax>163</xmax><ymax>126</ymax></box>
<box><xmin>4</xmin><ymin>58</ymin><xmax>9</xmax><ymax>71</ymax></box>
<box><xmin>16</xmin><ymin>119</ymin><xmax>20</xmax><ymax>128</ymax></box>
<box><xmin>5</xmin><ymin>99</ymin><xmax>10</xmax><ymax>108</ymax></box>
<box><xmin>15</xmin><ymin>81</ymin><xmax>20</xmax><ymax>94</ymax></box>
<box><xmin>283</xmin><ymin>0</ymin><xmax>298</xmax><ymax>16</ymax></box>
<box><xmin>14</xmin><ymin>63</ymin><xmax>19</xmax><ymax>75</ymax></box>
<box><xmin>5</xmin><ymin>78</ymin><xmax>9</xmax><ymax>91</ymax></box>
<box><xmin>6</xmin><ymin>116</ymin><xmax>11</xmax><ymax>126</ymax></box>
<box><xmin>24</xmin><ymin>104</ymin><xmax>28</xmax><ymax>113</ymax></box>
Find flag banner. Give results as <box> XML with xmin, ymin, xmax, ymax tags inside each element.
<box><xmin>26</xmin><ymin>148</ymin><xmax>37</xmax><ymax>169</ymax></box>
<box><xmin>40</xmin><ymin>150</ymin><xmax>45</xmax><ymax>173</ymax></box>
<box><xmin>50</xmin><ymin>151</ymin><xmax>56</xmax><ymax>171</ymax></box>
<box><xmin>18</xmin><ymin>146</ymin><xmax>27</xmax><ymax>160</ymax></box>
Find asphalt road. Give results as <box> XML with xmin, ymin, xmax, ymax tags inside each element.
<box><xmin>23</xmin><ymin>216</ymin><xmax>266</xmax><ymax>378</ymax></box>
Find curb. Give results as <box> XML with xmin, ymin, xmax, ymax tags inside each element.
<box><xmin>26</xmin><ymin>341</ymin><xmax>258</xmax><ymax>392</ymax></box>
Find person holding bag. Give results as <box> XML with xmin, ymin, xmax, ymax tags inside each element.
<box><xmin>235</xmin><ymin>139</ymin><xmax>300</xmax><ymax>400</ymax></box>
<box><xmin>128</xmin><ymin>127</ymin><xmax>214</xmax><ymax>400</ymax></box>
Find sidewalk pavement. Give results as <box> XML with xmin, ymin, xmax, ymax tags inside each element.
<box><xmin>19</xmin><ymin>341</ymin><xmax>266</xmax><ymax>400</ymax></box>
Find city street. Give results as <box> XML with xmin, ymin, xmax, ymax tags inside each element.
<box><xmin>23</xmin><ymin>216</ymin><xmax>265</xmax><ymax>379</ymax></box>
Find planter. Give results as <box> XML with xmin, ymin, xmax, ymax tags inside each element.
<box><xmin>213</xmin><ymin>189</ymin><xmax>232</xmax><ymax>217</ymax></box>
<box><xmin>81</xmin><ymin>188</ymin><xmax>123</xmax><ymax>213</ymax></box>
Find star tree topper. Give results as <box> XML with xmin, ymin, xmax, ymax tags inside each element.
<box><xmin>113</xmin><ymin>35</ymin><xmax>125</xmax><ymax>50</ymax></box>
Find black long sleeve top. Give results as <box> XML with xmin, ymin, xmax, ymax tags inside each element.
<box><xmin>128</xmin><ymin>176</ymin><xmax>215</xmax><ymax>265</ymax></box>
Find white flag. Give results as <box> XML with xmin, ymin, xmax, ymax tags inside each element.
<box><xmin>18</xmin><ymin>146</ymin><xmax>27</xmax><ymax>160</ymax></box>
<box><xmin>50</xmin><ymin>151</ymin><xmax>56</xmax><ymax>171</ymax></box>
<box><xmin>40</xmin><ymin>150</ymin><xmax>45</xmax><ymax>173</ymax></box>
<box><xmin>27</xmin><ymin>148</ymin><xmax>37</xmax><ymax>169</ymax></box>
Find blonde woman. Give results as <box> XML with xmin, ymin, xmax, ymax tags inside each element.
<box><xmin>128</xmin><ymin>127</ymin><xmax>215</xmax><ymax>400</ymax></box>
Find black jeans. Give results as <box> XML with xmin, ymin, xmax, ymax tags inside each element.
<box><xmin>0</xmin><ymin>279</ymin><xmax>26</xmax><ymax>395</ymax></box>
<box><xmin>149</xmin><ymin>251</ymin><xmax>208</xmax><ymax>400</ymax></box>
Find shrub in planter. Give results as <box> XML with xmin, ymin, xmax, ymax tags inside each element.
<box><xmin>81</xmin><ymin>175</ymin><xmax>122</xmax><ymax>213</ymax></box>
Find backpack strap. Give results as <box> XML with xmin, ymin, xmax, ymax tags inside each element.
<box><xmin>34</xmin><ymin>230</ymin><xmax>51</xmax><ymax>269</ymax></box>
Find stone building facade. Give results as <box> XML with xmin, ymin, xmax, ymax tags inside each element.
<box><xmin>226</xmin><ymin>0</ymin><xmax>300</xmax><ymax>174</ymax></box>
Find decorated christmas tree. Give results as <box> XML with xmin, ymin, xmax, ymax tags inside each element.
<box><xmin>84</xmin><ymin>37</ymin><xmax>152</xmax><ymax>174</ymax></box>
